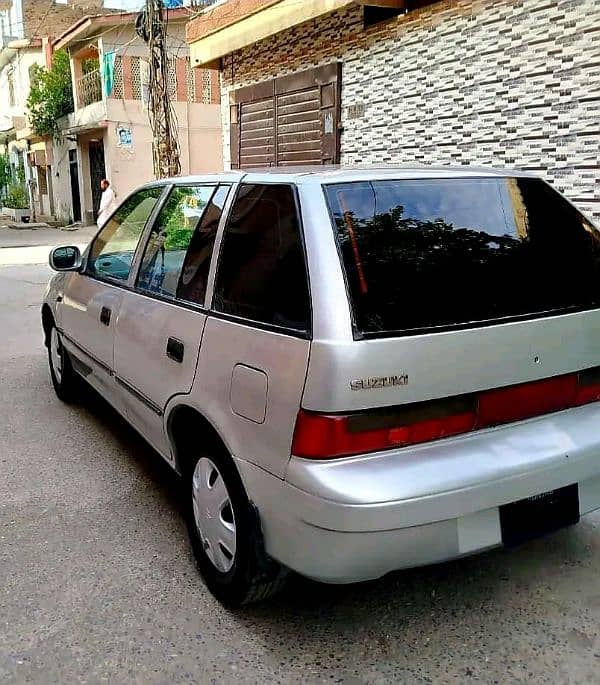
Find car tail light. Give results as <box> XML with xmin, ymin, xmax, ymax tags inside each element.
<box><xmin>477</xmin><ymin>375</ymin><xmax>577</xmax><ymax>428</ymax></box>
<box><xmin>292</xmin><ymin>396</ymin><xmax>477</xmax><ymax>460</ymax></box>
<box><xmin>292</xmin><ymin>366</ymin><xmax>600</xmax><ymax>460</ymax></box>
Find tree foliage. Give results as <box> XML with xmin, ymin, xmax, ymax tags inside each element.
<box><xmin>27</xmin><ymin>50</ymin><xmax>74</xmax><ymax>137</ymax></box>
<box><xmin>0</xmin><ymin>154</ymin><xmax>10</xmax><ymax>197</ymax></box>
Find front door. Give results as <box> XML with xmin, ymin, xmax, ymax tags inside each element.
<box><xmin>113</xmin><ymin>184</ymin><xmax>229</xmax><ymax>457</ymax></box>
<box><xmin>69</xmin><ymin>149</ymin><xmax>81</xmax><ymax>223</ymax></box>
<box><xmin>88</xmin><ymin>140</ymin><xmax>106</xmax><ymax>220</ymax></box>
<box><xmin>59</xmin><ymin>187</ymin><xmax>164</xmax><ymax>406</ymax></box>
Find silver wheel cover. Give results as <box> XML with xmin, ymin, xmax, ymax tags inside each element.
<box><xmin>192</xmin><ymin>457</ymin><xmax>237</xmax><ymax>573</ymax></box>
<box><xmin>50</xmin><ymin>327</ymin><xmax>63</xmax><ymax>385</ymax></box>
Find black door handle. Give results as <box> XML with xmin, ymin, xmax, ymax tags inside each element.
<box><xmin>100</xmin><ymin>306</ymin><xmax>111</xmax><ymax>326</ymax></box>
<box><xmin>166</xmin><ymin>337</ymin><xmax>184</xmax><ymax>363</ymax></box>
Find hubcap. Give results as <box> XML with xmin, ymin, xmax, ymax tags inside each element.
<box><xmin>50</xmin><ymin>327</ymin><xmax>63</xmax><ymax>384</ymax></box>
<box><xmin>192</xmin><ymin>458</ymin><xmax>236</xmax><ymax>573</ymax></box>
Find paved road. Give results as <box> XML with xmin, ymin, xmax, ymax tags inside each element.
<box><xmin>0</xmin><ymin>262</ymin><xmax>599</xmax><ymax>685</ymax></box>
<box><xmin>0</xmin><ymin>224</ymin><xmax>97</xmax><ymax>248</ymax></box>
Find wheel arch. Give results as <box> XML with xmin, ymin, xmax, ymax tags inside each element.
<box><xmin>166</xmin><ymin>403</ymin><xmax>233</xmax><ymax>477</ymax></box>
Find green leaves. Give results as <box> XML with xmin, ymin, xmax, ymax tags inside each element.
<box><xmin>0</xmin><ymin>154</ymin><xmax>11</xmax><ymax>196</ymax></box>
<box><xmin>26</xmin><ymin>50</ymin><xmax>74</xmax><ymax>138</ymax></box>
<box><xmin>3</xmin><ymin>184</ymin><xmax>28</xmax><ymax>210</ymax></box>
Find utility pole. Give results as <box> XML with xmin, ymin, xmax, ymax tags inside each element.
<box><xmin>140</xmin><ymin>0</ymin><xmax>181</xmax><ymax>179</ymax></box>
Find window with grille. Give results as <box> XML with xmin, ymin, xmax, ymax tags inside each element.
<box><xmin>8</xmin><ymin>69</ymin><xmax>15</xmax><ymax>106</ymax></box>
<box><xmin>112</xmin><ymin>56</ymin><xmax>123</xmax><ymax>99</ymax></box>
<box><xmin>202</xmin><ymin>70</ymin><xmax>212</xmax><ymax>104</ymax></box>
<box><xmin>37</xmin><ymin>168</ymin><xmax>48</xmax><ymax>196</ymax></box>
<box><xmin>168</xmin><ymin>57</ymin><xmax>177</xmax><ymax>101</ymax></box>
<box><xmin>186</xmin><ymin>57</ymin><xmax>195</xmax><ymax>103</ymax></box>
<box><xmin>131</xmin><ymin>56</ymin><xmax>142</xmax><ymax>99</ymax></box>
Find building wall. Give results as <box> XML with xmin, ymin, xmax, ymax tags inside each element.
<box><xmin>52</xmin><ymin>19</ymin><xmax>222</xmax><ymax>224</ymax></box>
<box><xmin>106</xmin><ymin>99</ymin><xmax>223</xmax><ymax>201</ymax></box>
<box><xmin>220</xmin><ymin>0</ymin><xmax>600</xmax><ymax>222</ymax></box>
<box><xmin>0</xmin><ymin>47</ymin><xmax>45</xmax><ymax>122</ymax></box>
<box><xmin>1</xmin><ymin>0</ymin><xmax>112</xmax><ymax>42</ymax></box>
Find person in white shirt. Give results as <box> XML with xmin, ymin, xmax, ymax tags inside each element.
<box><xmin>97</xmin><ymin>179</ymin><xmax>117</xmax><ymax>228</ymax></box>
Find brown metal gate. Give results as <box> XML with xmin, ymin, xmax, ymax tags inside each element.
<box><xmin>230</xmin><ymin>63</ymin><xmax>341</xmax><ymax>168</ymax></box>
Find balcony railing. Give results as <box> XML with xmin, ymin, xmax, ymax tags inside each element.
<box><xmin>76</xmin><ymin>69</ymin><xmax>102</xmax><ymax>108</ymax></box>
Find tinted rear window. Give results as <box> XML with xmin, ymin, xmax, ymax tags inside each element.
<box><xmin>324</xmin><ymin>178</ymin><xmax>600</xmax><ymax>336</ymax></box>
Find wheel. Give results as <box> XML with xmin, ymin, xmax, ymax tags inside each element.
<box><xmin>48</xmin><ymin>325</ymin><xmax>80</xmax><ymax>403</ymax></box>
<box><xmin>185</xmin><ymin>449</ymin><xmax>286</xmax><ymax>607</ymax></box>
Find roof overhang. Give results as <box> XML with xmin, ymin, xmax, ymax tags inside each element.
<box><xmin>60</xmin><ymin>120</ymin><xmax>108</xmax><ymax>138</ymax></box>
<box><xmin>187</xmin><ymin>0</ymin><xmax>406</xmax><ymax>68</ymax></box>
<box><xmin>54</xmin><ymin>7</ymin><xmax>190</xmax><ymax>51</ymax></box>
<box><xmin>0</xmin><ymin>38</ymin><xmax>42</xmax><ymax>69</ymax></box>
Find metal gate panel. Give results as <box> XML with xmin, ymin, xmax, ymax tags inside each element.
<box><xmin>230</xmin><ymin>63</ymin><xmax>341</xmax><ymax>169</ymax></box>
<box><xmin>276</xmin><ymin>87</ymin><xmax>321</xmax><ymax>166</ymax></box>
<box><xmin>239</xmin><ymin>97</ymin><xmax>275</xmax><ymax>167</ymax></box>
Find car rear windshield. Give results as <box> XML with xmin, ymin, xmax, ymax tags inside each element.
<box><xmin>324</xmin><ymin>177</ymin><xmax>600</xmax><ymax>336</ymax></box>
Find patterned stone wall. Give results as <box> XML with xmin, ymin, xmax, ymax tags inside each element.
<box><xmin>221</xmin><ymin>0</ymin><xmax>600</xmax><ymax>221</ymax></box>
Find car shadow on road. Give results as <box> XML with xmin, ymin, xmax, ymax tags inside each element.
<box><xmin>231</xmin><ymin>524</ymin><xmax>593</xmax><ymax>674</ymax></box>
<box><xmin>76</xmin><ymin>383</ymin><xmax>184</xmax><ymax>513</ymax></box>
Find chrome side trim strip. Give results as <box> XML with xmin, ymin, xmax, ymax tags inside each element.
<box><xmin>114</xmin><ymin>376</ymin><xmax>164</xmax><ymax>416</ymax></box>
<box><xmin>60</xmin><ymin>331</ymin><xmax>112</xmax><ymax>376</ymax></box>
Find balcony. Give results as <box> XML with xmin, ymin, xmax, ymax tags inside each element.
<box><xmin>76</xmin><ymin>69</ymin><xmax>102</xmax><ymax>108</ymax></box>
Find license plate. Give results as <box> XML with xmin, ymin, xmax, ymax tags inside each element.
<box><xmin>500</xmin><ymin>483</ymin><xmax>580</xmax><ymax>547</ymax></box>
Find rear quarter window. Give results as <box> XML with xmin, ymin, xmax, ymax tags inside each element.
<box><xmin>213</xmin><ymin>183</ymin><xmax>311</xmax><ymax>333</ymax></box>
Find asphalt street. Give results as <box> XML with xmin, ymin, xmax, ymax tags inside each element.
<box><xmin>0</xmin><ymin>255</ymin><xmax>598</xmax><ymax>684</ymax></box>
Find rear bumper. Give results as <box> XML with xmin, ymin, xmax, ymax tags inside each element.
<box><xmin>235</xmin><ymin>403</ymin><xmax>600</xmax><ymax>583</ymax></box>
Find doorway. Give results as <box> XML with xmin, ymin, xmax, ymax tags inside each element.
<box><xmin>88</xmin><ymin>140</ymin><xmax>106</xmax><ymax>221</ymax></box>
<box><xmin>68</xmin><ymin>149</ymin><xmax>81</xmax><ymax>223</ymax></box>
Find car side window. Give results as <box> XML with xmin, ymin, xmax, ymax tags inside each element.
<box><xmin>213</xmin><ymin>183</ymin><xmax>311</xmax><ymax>332</ymax></box>
<box><xmin>87</xmin><ymin>187</ymin><xmax>163</xmax><ymax>281</ymax></box>
<box><xmin>176</xmin><ymin>185</ymin><xmax>230</xmax><ymax>306</ymax></box>
<box><xmin>136</xmin><ymin>185</ymin><xmax>221</xmax><ymax>301</ymax></box>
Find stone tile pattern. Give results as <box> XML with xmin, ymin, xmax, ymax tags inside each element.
<box><xmin>220</xmin><ymin>0</ymin><xmax>600</xmax><ymax>221</ymax></box>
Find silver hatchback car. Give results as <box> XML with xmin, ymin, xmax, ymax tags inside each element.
<box><xmin>43</xmin><ymin>166</ymin><xmax>600</xmax><ymax>606</ymax></box>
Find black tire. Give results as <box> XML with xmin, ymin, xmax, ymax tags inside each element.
<box><xmin>48</xmin><ymin>324</ymin><xmax>80</xmax><ymax>403</ymax></box>
<box><xmin>184</xmin><ymin>446</ymin><xmax>287</xmax><ymax>607</ymax></box>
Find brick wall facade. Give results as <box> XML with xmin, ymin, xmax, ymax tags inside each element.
<box><xmin>23</xmin><ymin>0</ymin><xmax>113</xmax><ymax>41</ymax></box>
<box><xmin>221</xmin><ymin>0</ymin><xmax>600</xmax><ymax>221</ymax></box>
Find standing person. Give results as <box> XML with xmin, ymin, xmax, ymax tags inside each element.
<box><xmin>97</xmin><ymin>179</ymin><xmax>117</xmax><ymax>228</ymax></box>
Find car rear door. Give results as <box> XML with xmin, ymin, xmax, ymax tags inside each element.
<box><xmin>112</xmin><ymin>183</ymin><xmax>230</xmax><ymax>459</ymax></box>
<box><xmin>59</xmin><ymin>186</ymin><xmax>164</xmax><ymax>406</ymax></box>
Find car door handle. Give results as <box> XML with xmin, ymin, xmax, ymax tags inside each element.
<box><xmin>166</xmin><ymin>337</ymin><xmax>184</xmax><ymax>363</ymax></box>
<box><xmin>100</xmin><ymin>306</ymin><xmax>112</xmax><ymax>326</ymax></box>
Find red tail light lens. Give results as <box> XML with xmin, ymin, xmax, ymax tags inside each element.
<box><xmin>292</xmin><ymin>408</ymin><xmax>477</xmax><ymax>459</ymax></box>
<box><xmin>477</xmin><ymin>374</ymin><xmax>577</xmax><ymax>428</ymax></box>
<box><xmin>292</xmin><ymin>366</ymin><xmax>600</xmax><ymax>460</ymax></box>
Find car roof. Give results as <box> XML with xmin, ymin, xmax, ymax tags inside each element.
<box><xmin>143</xmin><ymin>164</ymin><xmax>537</xmax><ymax>188</ymax></box>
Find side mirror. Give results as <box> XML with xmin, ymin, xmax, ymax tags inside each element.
<box><xmin>49</xmin><ymin>246</ymin><xmax>82</xmax><ymax>272</ymax></box>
